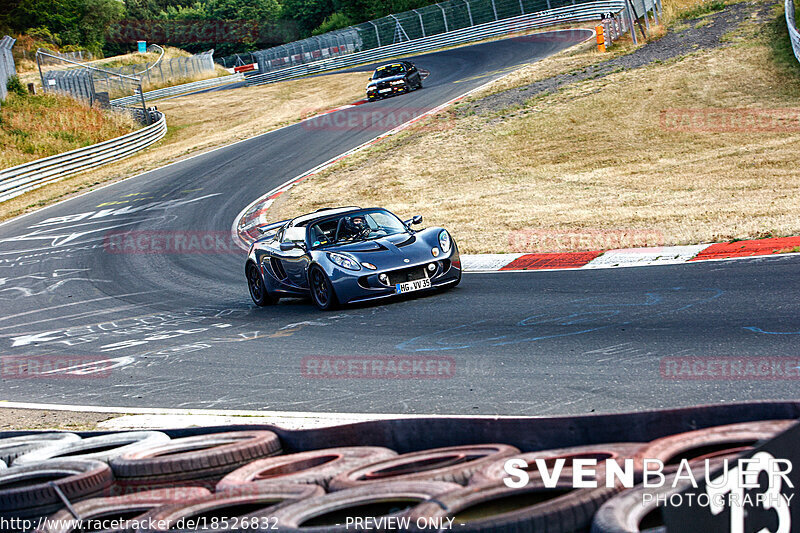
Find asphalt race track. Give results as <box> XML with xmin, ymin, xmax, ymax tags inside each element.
<box><xmin>1</xmin><ymin>31</ymin><xmax>798</xmax><ymax>416</ymax></box>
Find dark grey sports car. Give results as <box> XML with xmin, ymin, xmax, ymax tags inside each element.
<box><xmin>245</xmin><ymin>207</ymin><xmax>461</xmax><ymax>310</ymax></box>
<box><xmin>366</xmin><ymin>61</ymin><xmax>423</xmax><ymax>101</ymax></box>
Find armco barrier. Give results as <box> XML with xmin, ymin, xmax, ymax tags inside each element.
<box><xmin>0</xmin><ymin>111</ymin><xmax>167</xmax><ymax>203</ymax></box>
<box><xmin>110</xmin><ymin>72</ymin><xmax>245</xmax><ymax>106</ymax></box>
<box><xmin>788</xmin><ymin>0</ymin><xmax>800</xmax><ymax>63</ymax></box>
<box><xmin>246</xmin><ymin>0</ymin><xmax>629</xmax><ymax>86</ymax></box>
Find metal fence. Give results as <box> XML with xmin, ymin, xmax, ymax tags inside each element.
<box><xmin>38</xmin><ymin>47</ymin><xmax>218</xmax><ymax>117</ymax></box>
<box><xmin>0</xmin><ymin>110</ymin><xmax>167</xmax><ymax>203</ymax></box>
<box><xmin>0</xmin><ymin>36</ymin><xmax>16</xmax><ymax>103</ymax></box>
<box><xmin>246</xmin><ymin>0</ymin><xmax>647</xmax><ymax>86</ymax></box>
<box><xmin>37</xmin><ymin>49</ymin><xmax>150</xmax><ymax>122</ymax></box>
<box><xmin>100</xmin><ymin>50</ymin><xmax>216</xmax><ymax>88</ymax></box>
<box><xmin>36</xmin><ymin>47</ymin><xmax>94</xmax><ymax>65</ymax></box>
<box><xmin>787</xmin><ymin>0</ymin><xmax>800</xmax><ymax>63</ymax></box>
<box><xmin>218</xmin><ymin>52</ymin><xmax>258</xmax><ymax>69</ymax></box>
<box><xmin>110</xmin><ymin>72</ymin><xmax>244</xmax><ymax>106</ymax></box>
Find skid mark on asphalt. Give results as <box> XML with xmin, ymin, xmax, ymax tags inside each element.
<box><xmin>0</xmin><ymin>269</ymin><xmax>111</xmax><ymax>300</ymax></box>
<box><xmin>397</xmin><ymin>288</ymin><xmax>725</xmax><ymax>352</ymax></box>
<box><xmin>0</xmin><ymin>291</ymin><xmax>162</xmax><ymax>325</ymax></box>
<box><xmin>743</xmin><ymin>327</ymin><xmax>800</xmax><ymax>335</ymax></box>
<box><xmin>0</xmin><ymin>193</ymin><xmax>220</xmax><ymax>254</ymax></box>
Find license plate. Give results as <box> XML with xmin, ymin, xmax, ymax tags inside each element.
<box><xmin>379</xmin><ymin>88</ymin><xmax>392</xmax><ymax>93</ymax></box>
<box><xmin>396</xmin><ymin>278</ymin><xmax>432</xmax><ymax>294</ymax></box>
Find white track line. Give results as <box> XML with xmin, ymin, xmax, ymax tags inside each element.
<box><xmin>0</xmin><ymin>400</ymin><xmax>528</xmax><ymax>422</ymax></box>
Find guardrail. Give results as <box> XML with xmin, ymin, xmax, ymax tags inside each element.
<box><xmin>110</xmin><ymin>73</ymin><xmax>245</xmax><ymax>106</ymax></box>
<box><xmin>246</xmin><ymin>1</ymin><xmax>628</xmax><ymax>86</ymax></box>
<box><xmin>0</xmin><ymin>111</ymin><xmax>167</xmax><ymax>203</ymax></box>
<box><xmin>787</xmin><ymin>0</ymin><xmax>800</xmax><ymax>63</ymax></box>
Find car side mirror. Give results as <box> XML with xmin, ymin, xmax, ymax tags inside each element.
<box><xmin>279</xmin><ymin>242</ymin><xmax>296</xmax><ymax>251</ymax></box>
<box><xmin>405</xmin><ymin>215</ymin><xmax>423</xmax><ymax>226</ymax></box>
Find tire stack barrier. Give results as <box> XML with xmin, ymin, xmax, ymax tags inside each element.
<box><xmin>0</xmin><ymin>402</ymin><xmax>796</xmax><ymax>531</ymax></box>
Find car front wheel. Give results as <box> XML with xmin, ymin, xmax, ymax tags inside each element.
<box><xmin>247</xmin><ymin>262</ymin><xmax>277</xmax><ymax>306</ymax></box>
<box><xmin>309</xmin><ymin>265</ymin><xmax>338</xmax><ymax>310</ymax></box>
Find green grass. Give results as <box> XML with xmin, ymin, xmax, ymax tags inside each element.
<box><xmin>679</xmin><ymin>0</ymin><xmax>727</xmax><ymax>19</ymax></box>
<box><xmin>766</xmin><ymin>7</ymin><xmax>800</xmax><ymax>78</ymax></box>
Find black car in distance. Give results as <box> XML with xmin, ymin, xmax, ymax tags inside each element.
<box><xmin>366</xmin><ymin>61</ymin><xmax>423</xmax><ymax>101</ymax></box>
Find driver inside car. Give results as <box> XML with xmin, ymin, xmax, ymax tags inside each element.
<box><xmin>338</xmin><ymin>216</ymin><xmax>370</xmax><ymax>241</ymax></box>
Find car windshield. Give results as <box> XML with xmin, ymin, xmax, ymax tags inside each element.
<box><xmin>373</xmin><ymin>64</ymin><xmax>405</xmax><ymax>79</ymax></box>
<box><xmin>309</xmin><ymin>210</ymin><xmax>407</xmax><ymax>247</ymax></box>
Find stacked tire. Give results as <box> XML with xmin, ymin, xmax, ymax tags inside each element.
<box><xmin>0</xmin><ymin>419</ymin><xmax>793</xmax><ymax>532</ymax></box>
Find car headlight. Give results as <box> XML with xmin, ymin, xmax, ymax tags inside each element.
<box><xmin>390</xmin><ymin>80</ymin><xmax>405</xmax><ymax>86</ymax></box>
<box><xmin>438</xmin><ymin>230</ymin><xmax>452</xmax><ymax>253</ymax></box>
<box><xmin>328</xmin><ymin>252</ymin><xmax>361</xmax><ymax>271</ymax></box>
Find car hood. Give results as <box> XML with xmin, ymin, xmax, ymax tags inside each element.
<box><xmin>367</xmin><ymin>75</ymin><xmax>406</xmax><ymax>87</ymax></box>
<box><xmin>319</xmin><ymin>229</ymin><xmax>446</xmax><ymax>269</ymax></box>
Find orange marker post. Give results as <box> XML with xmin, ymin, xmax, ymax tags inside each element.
<box><xmin>596</xmin><ymin>25</ymin><xmax>606</xmax><ymax>52</ymax></box>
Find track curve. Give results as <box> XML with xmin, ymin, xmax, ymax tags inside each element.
<box><xmin>1</xmin><ymin>30</ymin><xmax>798</xmax><ymax>415</ymax></box>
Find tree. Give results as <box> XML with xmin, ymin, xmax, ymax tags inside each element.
<box><xmin>157</xmin><ymin>2</ymin><xmax>211</xmax><ymax>20</ymax></box>
<box><xmin>281</xmin><ymin>0</ymin><xmax>334</xmax><ymax>35</ymax></box>
<box><xmin>78</xmin><ymin>0</ymin><xmax>123</xmax><ymax>53</ymax></box>
<box><xmin>312</xmin><ymin>12</ymin><xmax>352</xmax><ymax>35</ymax></box>
<box><xmin>209</xmin><ymin>0</ymin><xmax>280</xmax><ymax>22</ymax></box>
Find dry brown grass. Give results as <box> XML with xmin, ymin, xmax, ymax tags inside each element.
<box><xmin>0</xmin><ymin>408</ymin><xmax>115</xmax><ymax>431</ymax></box>
<box><xmin>0</xmin><ymin>92</ymin><xmax>137</xmax><ymax>169</ymax></box>
<box><xmin>268</xmin><ymin>22</ymin><xmax>800</xmax><ymax>254</ymax></box>
<box><xmin>465</xmin><ymin>31</ymin><xmax>640</xmax><ymax>101</ymax></box>
<box><xmin>140</xmin><ymin>64</ymin><xmax>233</xmax><ymax>93</ymax></box>
<box><xmin>0</xmin><ymin>72</ymin><xmax>367</xmax><ymax>221</ymax></box>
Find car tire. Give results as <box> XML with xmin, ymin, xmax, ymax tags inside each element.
<box><xmin>246</xmin><ymin>261</ymin><xmax>277</xmax><ymax>306</ymax></box>
<box><xmin>468</xmin><ymin>442</ymin><xmax>648</xmax><ymax>486</ymax></box>
<box><xmin>451</xmin><ymin>267</ymin><xmax>462</xmax><ymax>288</ymax></box>
<box><xmin>109</xmin><ymin>431</ymin><xmax>282</xmax><ymax>491</ymax></box>
<box><xmin>14</xmin><ymin>431</ymin><xmax>170</xmax><ymax>465</ymax></box>
<box><xmin>328</xmin><ymin>444</ymin><xmax>519</xmax><ymax>490</ymax></box>
<box><xmin>39</xmin><ymin>487</ymin><xmax>212</xmax><ymax>533</ymax></box>
<box><xmin>0</xmin><ymin>459</ymin><xmax>113</xmax><ymax>518</ymax></box>
<box><xmin>309</xmin><ymin>265</ymin><xmax>338</xmax><ymax>311</ymax></box>
<box><xmin>269</xmin><ymin>480</ymin><xmax>461</xmax><ymax>532</ymax></box>
<box><xmin>591</xmin><ymin>473</ymin><xmax>688</xmax><ymax>533</ymax></box>
<box><xmin>0</xmin><ymin>433</ymin><xmax>81</xmax><ymax>466</ymax></box>
<box><xmin>216</xmin><ymin>446</ymin><xmax>398</xmax><ymax>491</ymax></box>
<box><xmin>636</xmin><ymin>420</ymin><xmax>795</xmax><ymax>466</ymax></box>
<box><xmin>408</xmin><ymin>478</ymin><xmax>618</xmax><ymax>533</ymax></box>
<box><xmin>136</xmin><ymin>483</ymin><xmax>323</xmax><ymax>531</ymax></box>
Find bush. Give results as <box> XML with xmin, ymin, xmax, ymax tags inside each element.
<box><xmin>312</xmin><ymin>12</ymin><xmax>354</xmax><ymax>35</ymax></box>
<box><xmin>6</xmin><ymin>76</ymin><xmax>27</xmax><ymax>97</ymax></box>
<box><xmin>26</xmin><ymin>27</ymin><xmax>61</xmax><ymax>47</ymax></box>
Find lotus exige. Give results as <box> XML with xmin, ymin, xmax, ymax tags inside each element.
<box><xmin>245</xmin><ymin>207</ymin><xmax>461</xmax><ymax>310</ymax></box>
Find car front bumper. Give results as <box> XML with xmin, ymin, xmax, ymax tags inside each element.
<box><xmin>329</xmin><ymin>250</ymin><xmax>461</xmax><ymax>304</ymax></box>
<box><xmin>367</xmin><ymin>84</ymin><xmax>409</xmax><ymax>100</ymax></box>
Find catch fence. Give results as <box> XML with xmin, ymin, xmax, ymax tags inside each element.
<box><xmin>243</xmin><ymin>0</ymin><xmax>659</xmax><ymax>86</ymax></box>
<box><xmin>0</xmin><ymin>36</ymin><xmax>16</xmax><ymax>103</ymax></box>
